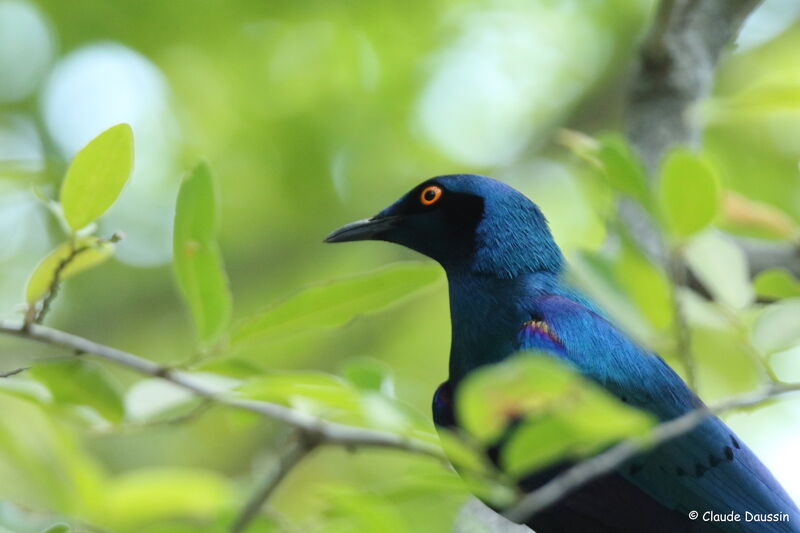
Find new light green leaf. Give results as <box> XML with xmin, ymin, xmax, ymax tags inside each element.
<box><xmin>60</xmin><ymin>123</ymin><xmax>134</xmax><ymax>231</ymax></box>
<box><xmin>752</xmin><ymin>300</ymin><xmax>800</xmax><ymax>355</ymax></box>
<box><xmin>502</xmin><ymin>394</ymin><xmax>653</xmax><ymax>477</ymax></box>
<box><xmin>233</xmin><ymin>262</ymin><xmax>441</xmax><ymax>347</ymax></box>
<box><xmin>25</xmin><ymin>237</ymin><xmax>115</xmax><ymax>304</ymax></box>
<box><xmin>705</xmin><ymin>83</ymin><xmax>800</xmax><ymax>121</ymax></box>
<box><xmin>456</xmin><ymin>354</ymin><xmax>654</xmax><ymax>477</ymax></box>
<box><xmin>658</xmin><ymin>149</ymin><xmax>721</xmax><ymax>237</ymax></box>
<box><xmin>596</xmin><ymin>135</ymin><xmax>650</xmax><ymax>207</ymax></box>
<box><xmin>754</xmin><ymin>269</ymin><xmax>800</xmax><ymax>300</ymax></box>
<box><xmin>238</xmin><ymin>371</ymin><xmax>363</xmax><ymax>421</ymax></box>
<box><xmin>341</xmin><ymin>357</ymin><xmax>393</xmax><ymax>394</ymax></box>
<box><xmin>436</xmin><ymin>428</ymin><xmax>495</xmax><ymax>477</ymax></box>
<box><xmin>104</xmin><ymin>468</ymin><xmax>232</xmax><ymax>529</ymax></box>
<box><xmin>40</xmin><ymin>524</ymin><xmax>70</xmax><ymax>533</ymax></box>
<box><xmin>615</xmin><ymin>244</ymin><xmax>673</xmax><ymax>330</ymax></box>
<box><xmin>684</xmin><ymin>231</ymin><xmax>754</xmax><ymax>309</ymax></box>
<box><xmin>30</xmin><ymin>359</ymin><xmax>125</xmax><ymax>423</ymax></box>
<box><xmin>456</xmin><ymin>354</ymin><xmax>572</xmax><ymax>444</ymax></box>
<box><xmin>173</xmin><ymin>162</ymin><xmax>232</xmax><ymax>344</ymax></box>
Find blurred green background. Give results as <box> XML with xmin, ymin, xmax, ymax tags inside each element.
<box><xmin>1</xmin><ymin>0</ymin><xmax>800</xmax><ymax>532</ymax></box>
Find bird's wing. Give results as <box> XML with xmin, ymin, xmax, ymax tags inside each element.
<box><xmin>516</xmin><ymin>294</ymin><xmax>800</xmax><ymax>532</ymax></box>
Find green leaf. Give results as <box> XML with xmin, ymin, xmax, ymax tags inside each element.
<box><xmin>233</xmin><ymin>262</ymin><xmax>441</xmax><ymax>347</ymax></box>
<box><xmin>193</xmin><ymin>357</ymin><xmax>266</xmax><ymax>379</ymax></box>
<box><xmin>456</xmin><ymin>354</ymin><xmax>654</xmax><ymax>477</ymax></box>
<box><xmin>502</xmin><ymin>397</ymin><xmax>653</xmax><ymax>477</ymax></box>
<box><xmin>30</xmin><ymin>359</ymin><xmax>125</xmax><ymax>423</ymax></box>
<box><xmin>704</xmin><ymin>83</ymin><xmax>800</xmax><ymax>121</ymax></box>
<box><xmin>173</xmin><ymin>162</ymin><xmax>232</xmax><ymax>344</ymax></box>
<box><xmin>323</xmin><ymin>486</ymin><xmax>407</xmax><ymax>533</ymax></box>
<box><xmin>595</xmin><ymin>135</ymin><xmax>650</xmax><ymax>206</ymax></box>
<box><xmin>40</xmin><ymin>524</ymin><xmax>70</xmax><ymax>533</ymax></box>
<box><xmin>60</xmin><ymin>123</ymin><xmax>134</xmax><ymax>231</ymax></box>
<box><xmin>457</xmin><ymin>354</ymin><xmax>571</xmax><ymax>444</ymax></box>
<box><xmin>341</xmin><ymin>357</ymin><xmax>393</xmax><ymax>394</ymax></box>
<box><xmin>752</xmin><ymin>300</ymin><xmax>800</xmax><ymax>355</ymax></box>
<box><xmin>658</xmin><ymin>148</ymin><xmax>721</xmax><ymax>237</ymax></box>
<box><xmin>359</xmin><ymin>393</ymin><xmax>418</xmax><ymax>433</ymax></box>
<box><xmin>615</xmin><ymin>244</ymin><xmax>673</xmax><ymax>330</ymax></box>
<box><xmin>0</xmin><ymin>377</ymin><xmax>51</xmax><ymax>405</ymax></box>
<box><xmin>567</xmin><ymin>251</ymin><xmax>656</xmax><ymax>343</ymax></box>
<box><xmin>684</xmin><ymin>231</ymin><xmax>754</xmax><ymax>309</ymax></box>
<box><xmin>104</xmin><ymin>468</ymin><xmax>231</xmax><ymax>529</ymax></box>
<box><xmin>238</xmin><ymin>371</ymin><xmax>363</xmax><ymax>420</ymax></box>
<box><xmin>435</xmin><ymin>428</ymin><xmax>495</xmax><ymax>477</ymax></box>
<box><xmin>754</xmin><ymin>269</ymin><xmax>800</xmax><ymax>300</ymax></box>
<box><xmin>25</xmin><ymin>237</ymin><xmax>115</xmax><ymax>304</ymax></box>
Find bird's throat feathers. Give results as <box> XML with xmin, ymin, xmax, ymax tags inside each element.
<box><xmin>446</xmin><ymin>271</ymin><xmax>563</xmax><ymax>383</ymax></box>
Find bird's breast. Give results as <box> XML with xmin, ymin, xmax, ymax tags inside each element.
<box><xmin>446</xmin><ymin>274</ymin><xmax>531</xmax><ymax>384</ymax></box>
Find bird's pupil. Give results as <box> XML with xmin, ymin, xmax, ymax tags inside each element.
<box><xmin>425</xmin><ymin>189</ymin><xmax>435</xmax><ymax>200</ymax></box>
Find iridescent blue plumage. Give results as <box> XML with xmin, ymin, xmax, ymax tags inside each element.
<box><xmin>326</xmin><ymin>174</ymin><xmax>800</xmax><ymax>532</ymax></box>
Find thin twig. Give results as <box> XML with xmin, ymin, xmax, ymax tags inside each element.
<box><xmin>0</xmin><ymin>367</ymin><xmax>29</xmax><ymax>378</ymax></box>
<box><xmin>504</xmin><ymin>382</ymin><xmax>800</xmax><ymax>523</ymax></box>
<box><xmin>33</xmin><ymin>242</ymin><xmax>92</xmax><ymax>325</ymax></box>
<box><xmin>716</xmin><ymin>305</ymin><xmax>780</xmax><ymax>384</ymax></box>
<box><xmin>230</xmin><ymin>432</ymin><xmax>318</xmax><ymax>533</ymax></box>
<box><xmin>668</xmin><ymin>249</ymin><xmax>695</xmax><ymax>389</ymax></box>
<box><xmin>30</xmin><ymin>233</ymin><xmax>125</xmax><ymax>327</ymax></box>
<box><xmin>0</xmin><ymin>320</ymin><xmax>444</xmax><ymax>460</ymax></box>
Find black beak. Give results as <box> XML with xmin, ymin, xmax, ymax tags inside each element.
<box><xmin>324</xmin><ymin>215</ymin><xmax>400</xmax><ymax>243</ymax></box>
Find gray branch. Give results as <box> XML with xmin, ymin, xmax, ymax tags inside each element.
<box><xmin>627</xmin><ymin>0</ymin><xmax>763</xmax><ymax>172</ymax></box>
<box><xmin>230</xmin><ymin>431</ymin><xmax>317</xmax><ymax>533</ymax></box>
<box><xmin>454</xmin><ymin>499</ymin><xmax>532</xmax><ymax>533</ymax></box>
<box><xmin>0</xmin><ymin>366</ymin><xmax>28</xmax><ymax>378</ymax></box>
<box><xmin>0</xmin><ymin>320</ymin><xmax>445</xmax><ymax>461</ymax></box>
<box><xmin>623</xmin><ymin>0</ymin><xmax>799</xmax><ymax>282</ymax></box>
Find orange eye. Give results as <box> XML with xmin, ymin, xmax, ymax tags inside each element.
<box><xmin>420</xmin><ymin>185</ymin><xmax>442</xmax><ymax>206</ymax></box>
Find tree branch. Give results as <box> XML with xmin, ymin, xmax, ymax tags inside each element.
<box><xmin>0</xmin><ymin>320</ymin><xmax>445</xmax><ymax>461</ymax></box>
<box><xmin>627</xmin><ymin>0</ymin><xmax>764</xmax><ymax>173</ymax></box>
<box><xmin>0</xmin><ymin>366</ymin><xmax>29</xmax><ymax>378</ymax></box>
<box><xmin>620</xmin><ymin>0</ymin><xmax>768</xmax><ymax>387</ymax></box>
<box><xmin>504</xmin><ymin>382</ymin><xmax>800</xmax><ymax>523</ymax></box>
<box><xmin>623</xmin><ymin>0</ymin><xmax>800</xmax><ymax>282</ymax></box>
<box><xmin>454</xmin><ymin>499</ymin><xmax>531</xmax><ymax>533</ymax></box>
<box><xmin>230</xmin><ymin>431</ymin><xmax>318</xmax><ymax>533</ymax></box>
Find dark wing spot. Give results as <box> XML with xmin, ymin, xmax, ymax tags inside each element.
<box><xmin>724</xmin><ymin>446</ymin><xmax>734</xmax><ymax>461</ymax></box>
<box><xmin>708</xmin><ymin>453</ymin><xmax>722</xmax><ymax>468</ymax></box>
<box><xmin>695</xmin><ymin>463</ymin><xmax>708</xmax><ymax>477</ymax></box>
<box><xmin>730</xmin><ymin>435</ymin><xmax>741</xmax><ymax>449</ymax></box>
<box><xmin>675</xmin><ymin>466</ymin><xmax>686</xmax><ymax>477</ymax></box>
